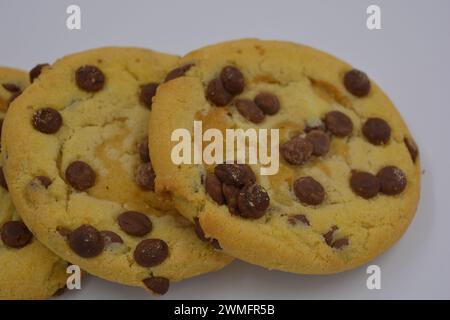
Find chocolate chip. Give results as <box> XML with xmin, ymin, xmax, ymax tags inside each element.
<box><xmin>68</xmin><ymin>225</ymin><xmax>104</xmax><ymax>258</ymax></box>
<box><xmin>323</xmin><ymin>225</ymin><xmax>338</xmax><ymax>246</ymax></box>
<box><xmin>237</xmin><ymin>183</ymin><xmax>270</xmax><ymax>219</ymax></box>
<box><xmin>280</xmin><ymin>136</ymin><xmax>313</xmax><ymax>165</ymax></box>
<box><xmin>7</xmin><ymin>91</ymin><xmax>22</xmax><ymax>107</ymax></box>
<box><xmin>324</xmin><ymin>111</ymin><xmax>353</xmax><ymax>137</ymax></box>
<box><xmin>331</xmin><ymin>238</ymin><xmax>349</xmax><ymax>249</ymax></box>
<box><xmin>2</xmin><ymin>83</ymin><xmax>21</xmax><ymax>93</ymax></box>
<box><xmin>100</xmin><ymin>230</ymin><xmax>123</xmax><ymax>244</ymax></box>
<box><xmin>32</xmin><ymin>108</ymin><xmax>62</xmax><ymax>134</ymax></box>
<box><xmin>404</xmin><ymin>137</ymin><xmax>419</xmax><ymax>163</ymax></box>
<box><xmin>235</xmin><ymin>99</ymin><xmax>265</xmax><ymax>123</ymax></box>
<box><xmin>139</xmin><ymin>83</ymin><xmax>158</xmax><ymax>109</ymax></box>
<box><xmin>350</xmin><ymin>171</ymin><xmax>380</xmax><ymax>199</ymax></box>
<box><xmin>75</xmin><ymin>65</ymin><xmax>105</xmax><ymax>92</ymax></box>
<box><xmin>0</xmin><ymin>167</ymin><xmax>8</xmax><ymax>190</ymax></box>
<box><xmin>220</xmin><ymin>65</ymin><xmax>244</xmax><ymax>95</ymax></box>
<box><xmin>135</xmin><ymin>162</ymin><xmax>156</xmax><ymax>191</ymax></box>
<box><xmin>288</xmin><ymin>214</ymin><xmax>310</xmax><ymax>226</ymax></box>
<box><xmin>344</xmin><ymin>69</ymin><xmax>371</xmax><ymax>97</ymax></box>
<box><xmin>65</xmin><ymin>161</ymin><xmax>96</xmax><ymax>191</ymax></box>
<box><xmin>293</xmin><ymin>177</ymin><xmax>325</xmax><ymax>205</ymax></box>
<box><xmin>254</xmin><ymin>92</ymin><xmax>280</xmax><ymax>115</ymax></box>
<box><xmin>134</xmin><ymin>239</ymin><xmax>169</xmax><ymax>267</ymax></box>
<box><xmin>29</xmin><ymin>63</ymin><xmax>49</xmax><ymax>83</ymax></box>
<box><xmin>193</xmin><ymin>217</ymin><xmax>221</xmax><ymax>249</ymax></box>
<box><xmin>306</xmin><ymin>130</ymin><xmax>330</xmax><ymax>156</ymax></box>
<box><xmin>206</xmin><ymin>78</ymin><xmax>233</xmax><ymax>106</ymax></box>
<box><xmin>118</xmin><ymin>211</ymin><xmax>152</xmax><ymax>237</ymax></box>
<box><xmin>222</xmin><ymin>183</ymin><xmax>239</xmax><ymax>214</ymax></box>
<box><xmin>205</xmin><ymin>173</ymin><xmax>224</xmax><ymax>205</ymax></box>
<box><xmin>35</xmin><ymin>176</ymin><xmax>52</xmax><ymax>188</ymax></box>
<box><xmin>0</xmin><ymin>119</ymin><xmax>3</xmax><ymax>140</ymax></box>
<box><xmin>362</xmin><ymin>118</ymin><xmax>391</xmax><ymax>145</ymax></box>
<box><xmin>377</xmin><ymin>166</ymin><xmax>407</xmax><ymax>195</ymax></box>
<box><xmin>164</xmin><ymin>63</ymin><xmax>193</xmax><ymax>82</ymax></box>
<box><xmin>193</xmin><ymin>217</ymin><xmax>208</xmax><ymax>242</ymax></box>
<box><xmin>0</xmin><ymin>221</ymin><xmax>33</xmax><ymax>248</ymax></box>
<box><xmin>138</xmin><ymin>138</ymin><xmax>150</xmax><ymax>163</ymax></box>
<box><xmin>211</xmin><ymin>239</ymin><xmax>222</xmax><ymax>250</ymax></box>
<box><xmin>56</xmin><ymin>226</ymin><xmax>72</xmax><ymax>238</ymax></box>
<box><xmin>214</xmin><ymin>163</ymin><xmax>256</xmax><ymax>188</ymax></box>
<box><xmin>143</xmin><ymin>277</ymin><xmax>170</xmax><ymax>295</ymax></box>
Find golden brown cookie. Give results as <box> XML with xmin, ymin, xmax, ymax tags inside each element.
<box><xmin>0</xmin><ymin>66</ymin><xmax>68</xmax><ymax>299</ymax></box>
<box><xmin>149</xmin><ymin>39</ymin><xmax>421</xmax><ymax>274</ymax></box>
<box><xmin>2</xmin><ymin>48</ymin><xmax>231</xmax><ymax>296</ymax></box>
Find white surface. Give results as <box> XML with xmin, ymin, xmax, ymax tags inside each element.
<box><xmin>0</xmin><ymin>0</ymin><xmax>449</xmax><ymax>299</ymax></box>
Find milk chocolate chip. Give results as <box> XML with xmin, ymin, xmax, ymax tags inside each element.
<box><xmin>305</xmin><ymin>130</ymin><xmax>330</xmax><ymax>156</ymax></box>
<box><xmin>281</xmin><ymin>136</ymin><xmax>313</xmax><ymax>165</ymax></box>
<box><xmin>135</xmin><ymin>162</ymin><xmax>156</xmax><ymax>191</ymax></box>
<box><xmin>220</xmin><ymin>65</ymin><xmax>245</xmax><ymax>95</ymax></box>
<box><xmin>134</xmin><ymin>239</ymin><xmax>169</xmax><ymax>267</ymax></box>
<box><xmin>100</xmin><ymin>231</ymin><xmax>124</xmax><ymax>244</ymax></box>
<box><xmin>139</xmin><ymin>83</ymin><xmax>158</xmax><ymax>109</ymax></box>
<box><xmin>350</xmin><ymin>171</ymin><xmax>380</xmax><ymax>199</ymax></box>
<box><xmin>65</xmin><ymin>161</ymin><xmax>96</xmax><ymax>191</ymax></box>
<box><xmin>206</xmin><ymin>78</ymin><xmax>233</xmax><ymax>106</ymax></box>
<box><xmin>235</xmin><ymin>99</ymin><xmax>265</xmax><ymax>124</ymax></box>
<box><xmin>118</xmin><ymin>211</ymin><xmax>152</xmax><ymax>237</ymax></box>
<box><xmin>344</xmin><ymin>69</ymin><xmax>371</xmax><ymax>97</ymax></box>
<box><xmin>254</xmin><ymin>92</ymin><xmax>280</xmax><ymax>115</ymax></box>
<box><xmin>29</xmin><ymin>63</ymin><xmax>49</xmax><ymax>83</ymax></box>
<box><xmin>32</xmin><ymin>108</ymin><xmax>62</xmax><ymax>134</ymax></box>
<box><xmin>143</xmin><ymin>277</ymin><xmax>170</xmax><ymax>295</ymax></box>
<box><xmin>164</xmin><ymin>63</ymin><xmax>193</xmax><ymax>82</ymax></box>
<box><xmin>237</xmin><ymin>183</ymin><xmax>270</xmax><ymax>219</ymax></box>
<box><xmin>138</xmin><ymin>138</ymin><xmax>150</xmax><ymax>163</ymax></box>
<box><xmin>287</xmin><ymin>214</ymin><xmax>310</xmax><ymax>226</ymax></box>
<box><xmin>362</xmin><ymin>118</ymin><xmax>391</xmax><ymax>145</ymax></box>
<box><xmin>404</xmin><ymin>137</ymin><xmax>419</xmax><ymax>163</ymax></box>
<box><xmin>75</xmin><ymin>65</ymin><xmax>105</xmax><ymax>92</ymax></box>
<box><xmin>377</xmin><ymin>166</ymin><xmax>407</xmax><ymax>195</ymax></box>
<box><xmin>214</xmin><ymin>163</ymin><xmax>256</xmax><ymax>188</ymax></box>
<box><xmin>293</xmin><ymin>177</ymin><xmax>325</xmax><ymax>205</ymax></box>
<box><xmin>68</xmin><ymin>225</ymin><xmax>104</xmax><ymax>258</ymax></box>
<box><xmin>324</xmin><ymin>111</ymin><xmax>353</xmax><ymax>137</ymax></box>
<box><xmin>205</xmin><ymin>173</ymin><xmax>224</xmax><ymax>205</ymax></box>
<box><xmin>1</xmin><ymin>221</ymin><xmax>33</xmax><ymax>248</ymax></box>
<box><xmin>0</xmin><ymin>167</ymin><xmax>8</xmax><ymax>190</ymax></box>
<box><xmin>222</xmin><ymin>183</ymin><xmax>239</xmax><ymax>214</ymax></box>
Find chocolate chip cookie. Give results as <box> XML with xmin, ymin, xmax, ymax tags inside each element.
<box><xmin>149</xmin><ymin>39</ymin><xmax>421</xmax><ymax>274</ymax></box>
<box><xmin>0</xmin><ymin>66</ymin><xmax>68</xmax><ymax>299</ymax></box>
<box><xmin>2</xmin><ymin>48</ymin><xmax>231</xmax><ymax>295</ymax></box>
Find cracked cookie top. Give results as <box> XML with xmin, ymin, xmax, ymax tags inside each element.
<box><xmin>0</xmin><ymin>66</ymin><xmax>68</xmax><ymax>299</ymax></box>
<box><xmin>2</xmin><ymin>48</ymin><xmax>231</xmax><ymax>296</ymax></box>
<box><xmin>149</xmin><ymin>39</ymin><xmax>421</xmax><ymax>274</ymax></box>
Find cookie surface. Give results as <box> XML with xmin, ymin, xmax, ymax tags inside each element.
<box><xmin>149</xmin><ymin>39</ymin><xmax>421</xmax><ymax>274</ymax></box>
<box><xmin>0</xmin><ymin>66</ymin><xmax>68</xmax><ymax>299</ymax></box>
<box><xmin>2</xmin><ymin>48</ymin><xmax>231</xmax><ymax>295</ymax></box>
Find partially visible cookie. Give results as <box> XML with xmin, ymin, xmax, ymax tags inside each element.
<box><xmin>0</xmin><ymin>66</ymin><xmax>68</xmax><ymax>300</ymax></box>
<box><xmin>149</xmin><ymin>39</ymin><xmax>421</xmax><ymax>274</ymax></box>
<box><xmin>2</xmin><ymin>48</ymin><xmax>231</xmax><ymax>296</ymax></box>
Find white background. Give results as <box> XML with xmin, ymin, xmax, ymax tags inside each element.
<box><xmin>0</xmin><ymin>0</ymin><xmax>449</xmax><ymax>299</ymax></box>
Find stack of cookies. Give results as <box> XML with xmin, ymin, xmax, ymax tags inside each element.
<box><xmin>0</xmin><ymin>39</ymin><xmax>420</xmax><ymax>299</ymax></box>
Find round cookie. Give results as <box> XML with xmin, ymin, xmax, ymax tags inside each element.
<box><xmin>2</xmin><ymin>48</ymin><xmax>231</xmax><ymax>295</ymax></box>
<box><xmin>148</xmin><ymin>39</ymin><xmax>421</xmax><ymax>274</ymax></box>
<box><xmin>0</xmin><ymin>66</ymin><xmax>68</xmax><ymax>299</ymax></box>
